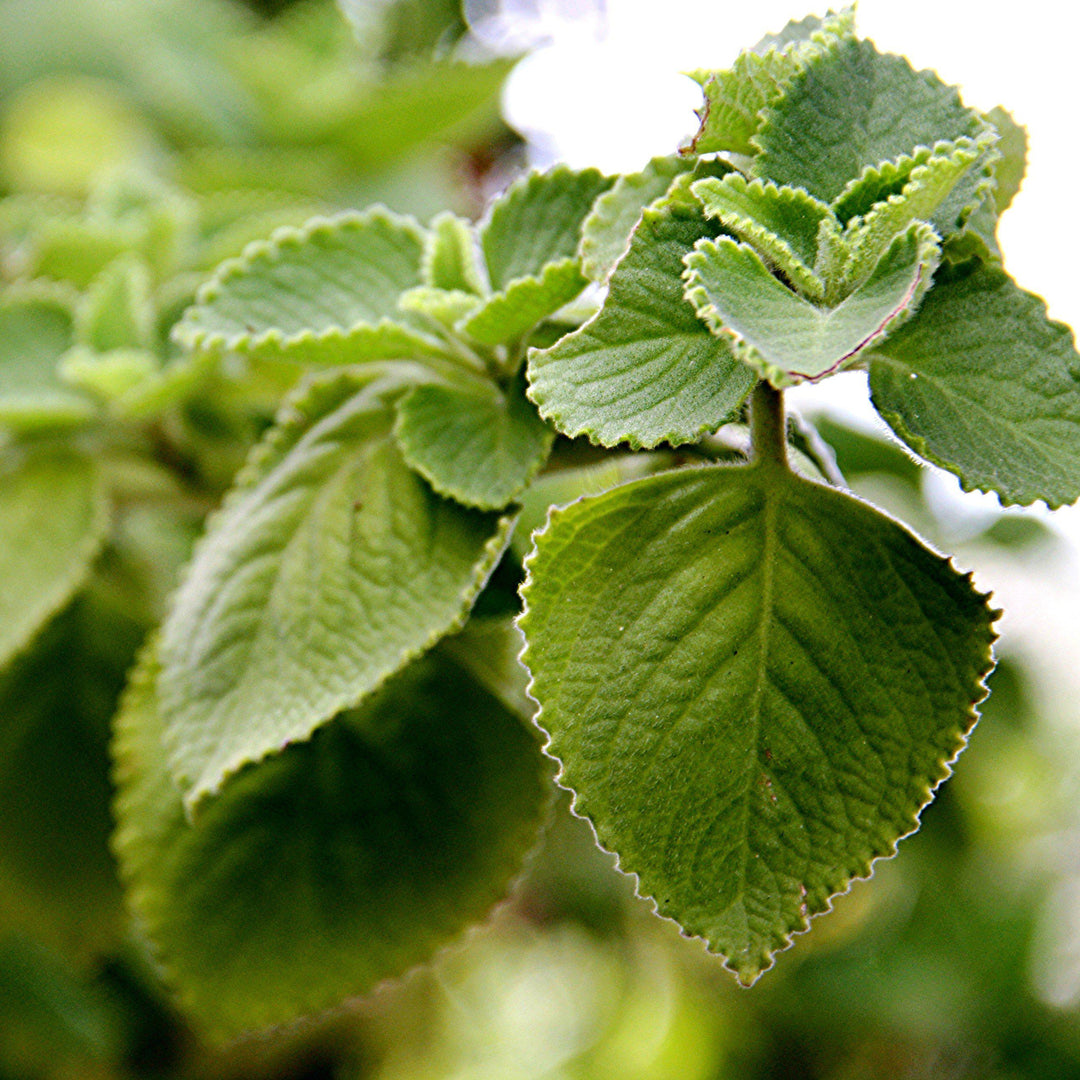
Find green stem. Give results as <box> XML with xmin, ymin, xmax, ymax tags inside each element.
<box><xmin>750</xmin><ymin>380</ymin><xmax>787</xmax><ymax>471</ymax></box>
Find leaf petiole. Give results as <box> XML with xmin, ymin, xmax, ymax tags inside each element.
<box><xmin>750</xmin><ymin>380</ymin><xmax>788</xmax><ymax>472</ymax></box>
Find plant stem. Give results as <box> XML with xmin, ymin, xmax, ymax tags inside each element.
<box><xmin>750</xmin><ymin>380</ymin><xmax>787</xmax><ymax>472</ymax></box>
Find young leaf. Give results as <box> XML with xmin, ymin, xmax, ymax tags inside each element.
<box><xmin>0</xmin><ymin>286</ymin><xmax>96</xmax><ymax>430</ymax></box>
<box><xmin>112</xmin><ymin>644</ymin><xmax>551</xmax><ymax>1039</ymax></box>
<box><xmin>687</xmin><ymin>9</ymin><xmax>854</xmax><ymax>157</ymax></box>
<box><xmin>422</xmin><ymin>211</ymin><xmax>486</xmax><ymax>295</ymax></box>
<box><xmin>519</xmin><ymin>462</ymin><xmax>996</xmax><ymax>985</ymax></box>
<box><xmin>459</xmin><ymin>259</ymin><xmax>588</xmax><ymax>346</ymax></box>
<box><xmin>753</xmin><ymin>36</ymin><xmax>984</xmax><ymax>203</ymax></box>
<box><xmin>480</xmin><ymin>166</ymin><xmax>613</xmax><ymax>293</ymax></box>
<box><xmin>867</xmin><ymin>263</ymin><xmax>1080</xmax><ymax>507</ymax></box>
<box><xmin>173</xmin><ymin>208</ymin><xmax>449</xmax><ymax>364</ymax></box>
<box><xmin>157</xmin><ymin>368</ymin><xmax>514</xmax><ymax>811</ymax></box>
<box><xmin>393</xmin><ymin>372</ymin><xmax>553</xmax><ymax>510</ymax></box>
<box><xmin>690</xmin><ymin>174</ymin><xmax>833</xmax><ymax>299</ymax></box>
<box><xmin>579</xmin><ymin>155</ymin><xmax>690</xmax><ymax>283</ymax></box>
<box><xmin>0</xmin><ymin>452</ymin><xmax>110</xmax><ymax>672</ymax></box>
<box><xmin>527</xmin><ymin>203</ymin><xmax>756</xmax><ymax>449</ymax></box>
<box><xmin>986</xmin><ymin>105</ymin><xmax>1027</xmax><ymax>214</ymax></box>
<box><xmin>684</xmin><ymin>222</ymin><xmax>939</xmax><ymax>385</ymax></box>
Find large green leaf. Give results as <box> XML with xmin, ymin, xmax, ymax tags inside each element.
<box><xmin>157</xmin><ymin>368</ymin><xmax>513</xmax><ymax>811</ymax></box>
<box><xmin>113</xmin><ymin>643</ymin><xmax>551</xmax><ymax>1039</ymax></box>
<box><xmin>684</xmin><ymin>223</ymin><xmax>938</xmax><ymax>385</ymax></box>
<box><xmin>393</xmin><ymin>373</ymin><xmax>553</xmax><ymax>510</ymax></box>
<box><xmin>0</xmin><ymin>453</ymin><xmax>109</xmax><ymax>672</ymax></box>
<box><xmin>172</xmin><ymin>208</ymin><xmax>449</xmax><ymax>364</ymax></box>
<box><xmin>527</xmin><ymin>204</ymin><xmax>755</xmax><ymax>448</ymax></box>
<box><xmin>0</xmin><ymin>287</ymin><xmax>96</xmax><ymax>430</ymax></box>
<box><xmin>753</xmin><ymin>36</ymin><xmax>984</xmax><ymax>203</ymax></box>
<box><xmin>480</xmin><ymin>166</ymin><xmax>612</xmax><ymax>293</ymax></box>
<box><xmin>868</xmin><ymin>263</ymin><xmax>1080</xmax><ymax>508</ymax></box>
<box><xmin>519</xmin><ymin>461</ymin><xmax>996</xmax><ymax>984</ymax></box>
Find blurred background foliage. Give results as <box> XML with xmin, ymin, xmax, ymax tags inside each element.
<box><xmin>1</xmin><ymin>0</ymin><xmax>1079</xmax><ymax>1076</ymax></box>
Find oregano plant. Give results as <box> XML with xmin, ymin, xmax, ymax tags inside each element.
<box><xmin>4</xmin><ymin>3</ymin><xmax>1080</xmax><ymax>1047</ymax></box>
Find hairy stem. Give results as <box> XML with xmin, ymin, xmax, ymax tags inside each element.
<box><xmin>750</xmin><ymin>380</ymin><xmax>787</xmax><ymax>471</ymax></box>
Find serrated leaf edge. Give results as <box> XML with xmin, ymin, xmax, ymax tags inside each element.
<box><xmin>515</xmin><ymin>464</ymin><xmax>999</xmax><ymax>984</ymax></box>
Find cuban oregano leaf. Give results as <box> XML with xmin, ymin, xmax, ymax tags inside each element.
<box><xmin>688</xmin><ymin>9</ymin><xmax>854</xmax><ymax>157</ymax></box>
<box><xmin>0</xmin><ymin>452</ymin><xmax>110</xmax><ymax>672</ymax></box>
<box><xmin>172</xmin><ymin>208</ymin><xmax>450</xmax><ymax>364</ymax></box>
<box><xmin>753</xmin><ymin>35</ymin><xmax>984</xmax><ymax>203</ymax></box>
<box><xmin>113</xmin><ymin>644</ymin><xmax>550</xmax><ymax>1039</ymax></box>
<box><xmin>422</xmin><ymin>211</ymin><xmax>486</xmax><ymax>295</ymax></box>
<box><xmin>480</xmin><ymin>166</ymin><xmax>613</xmax><ymax>292</ymax></box>
<box><xmin>684</xmin><ymin>222</ymin><xmax>939</xmax><ymax>385</ymax></box>
<box><xmin>393</xmin><ymin>373</ymin><xmax>553</xmax><ymax>510</ymax></box>
<box><xmin>0</xmin><ymin>286</ymin><xmax>96</xmax><ymax>430</ymax></box>
<box><xmin>527</xmin><ymin>204</ymin><xmax>756</xmax><ymax>448</ymax></box>
<box><xmin>867</xmin><ymin>263</ymin><xmax>1080</xmax><ymax>508</ymax></box>
<box><xmin>75</xmin><ymin>255</ymin><xmax>155</xmax><ymax>354</ymax></box>
<box><xmin>157</xmin><ymin>368</ymin><xmax>513</xmax><ymax>811</ymax></box>
<box><xmin>986</xmin><ymin>105</ymin><xmax>1026</xmax><ymax>214</ymax></box>
<box><xmin>690</xmin><ymin>174</ymin><xmax>833</xmax><ymax>299</ymax></box>
<box><xmin>459</xmin><ymin>259</ymin><xmax>588</xmax><ymax>346</ymax></box>
<box><xmin>579</xmin><ymin>155</ymin><xmax>691</xmax><ymax>284</ymax></box>
<box><xmin>519</xmin><ymin>461</ymin><xmax>996</xmax><ymax>985</ymax></box>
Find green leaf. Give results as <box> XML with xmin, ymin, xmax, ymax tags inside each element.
<box><xmin>519</xmin><ymin>462</ymin><xmax>996</xmax><ymax>984</ymax></box>
<box><xmin>112</xmin><ymin>643</ymin><xmax>551</xmax><ymax>1039</ymax></box>
<box><xmin>867</xmin><ymin>263</ymin><xmax>1080</xmax><ymax>507</ymax></box>
<box><xmin>579</xmin><ymin>155</ymin><xmax>690</xmax><ymax>283</ymax></box>
<box><xmin>684</xmin><ymin>222</ymin><xmax>939</xmax><ymax>386</ymax></box>
<box><xmin>422</xmin><ymin>211</ymin><xmax>485</xmax><ymax>295</ymax></box>
<box><xmin>687</xmin><ymin>9</ymin><xmax>854</xmax><ymax>157</ymax></box>
<box><xmin>173</xmin><ymin>208</ymin><xmax>449</xmax><ymax>364</ymax></box>
<box><xmin>986</xmin><ymin>105</ymin><xmax>1026</xmax><ymax>214</ymax></box>
<box><xmin>0</xmin><ymin>597</ymin><xmax>142</xmax><ymax>962</ymax></box>
<box><xmin>480</xmin><ymin>166</ymin><xmax>613</xmax><ymax>293</ymax></box>
<box><xmin>393</xmin><ymin>372</ymin><xmax>554</xmax><ymax>510</ymax></box>
<box><xmin>157</xmin><ymin>367</ymin><xmax>514</xmax><ymax>811</ymax></box>
<box><xmin>690</xmin><ymin>174</ymin><xmax>833</xmax><ymax>299</ymax></box>
<box><xmin>0</xmin><ymin>452</ymin><xmax>110</xmax><ymax>672</ymax></box>
<box><xmin>398</xmin><ymin>285</ymin><xmax>480</xmax><ymax>329</ymax></box>
<box><xmin>836</xmin><ymin>138</ymin><xmax>982</xmax><ymax>290</ymax></box>
<box><xmin>459</xmin><ymin>259</ymin><xmax>587</xmax><ymax>346</ymax></box>
<box><xmin>58</xmin><ymin>346</ymin><xmax>160</xmax><ymax>403</ymax></box>
<box><xmin>527</xmin><ymin>204</ymin><xmax>756</xmax><ymax>449</ymax></box>
<box><xmin>75</xmin><ymin>256</ymin><xmax>156</xmax><ymax>354</ymax></box>
<box><xmin>0</xmin><ymin>286</ymin><xmax>96</xmax><ymax>431</ymax></box>
<box><xmin>753</xmin><ymin>36</ymin><xmax>984</xmax><ymax>203</ymax></box>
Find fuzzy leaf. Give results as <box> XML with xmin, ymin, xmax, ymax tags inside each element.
<box><xmin>527</xmin><ymin>204</ymin><xmax>756</xmax><ymax>449</ymax></box>
<box><xmin>986</xmin><ymin>105</ymin><xmax>1026</xmax><ymax>214</ymax></box>
<box><xmin>688</xmin><ymin>10</ymin><xmax>854</xmax><ymax>157</ymax></box>
<box><xmin>0</xmin><ymin>287</ymin><xmax>96</xmax><ymax>430</ymax></box>
<box><xmin>75</xmin><ymin>256</ymin><xmax>156</xmax><ymax>354</ymax></box>
<box><xmin>173</xmin><ymin>208</ymin><xmax>449</xmax><ymax>364</ymax></box>
<box><xmin>684</xmin><ymin>223</ymin><xmax>939</xmax><ymax>385</ymax></box>
<box><xmin>753</xmin><ymin>36</ymin><xmax>984</xmax><ymax>203</ymax></box>
<box><xmin>422</xmin><ymin>211</ymin><xmax>485</xmax><ymax>295</ymax></box>
<box><xmin>691</xmin><ymin>174</ymin><xmax>832</xmax><ymax>299</ymax></box>
<box><xmin>519</xmin><ymin>462</ymin><xmax>996</xmax><ymax>985</ymax></box>
<box><xmin>579</xmin><ymin>155</ymin><xmax>690</xmax><ymax>283</ymax></box>
<box><xmin>393</xmin><ymin>373</ymin><xmax>553</xmax><ymax>510</ymax></box>
<box><xmin>459</xmin><ymin>259</ymin><xmax>587</xmax><ymax>345</ymax></box>
<box><xmin>157</xmin><ymin>368</ymin><xmax>513</xmax><ymax>811</ymax></box>
<box><xmin>868</xmin><ymin>263</ymin><xmax>1080</xmax><ymax>508</ymax></box>
<box><xmin>113</xmin><ymin>644</ymin><xmax>550</xmax><ymax>1039</ymax></box>
<box><xmin>480</xmin><ymin>166</ymin><xmax>613</xmax><ymax>292</ymax></box>
<box><xmin>0</xmin><ymin>453</ymin><xmax>110</xmax><ymax>672</ymax></box>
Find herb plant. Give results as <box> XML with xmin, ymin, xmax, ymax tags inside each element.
<box><xmin>4</xmin><ymin>2</ymin><xmax>1080</xmax><ymax>1048</ymax></box>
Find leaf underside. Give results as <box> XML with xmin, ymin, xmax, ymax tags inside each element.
<box><xmin>519</xmin><ymin>462</ymin><xmax>996</xmax><ymax>984</ymax></box>
<box><xmin>113</xmin><ymin>643</ymin><xmax>551</xmax><ymax>1039</ymax></box>
<box><xmin>157</xmin><ymin>368</ymin><xmax>512</xmax><ymax>811</ymax></box>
